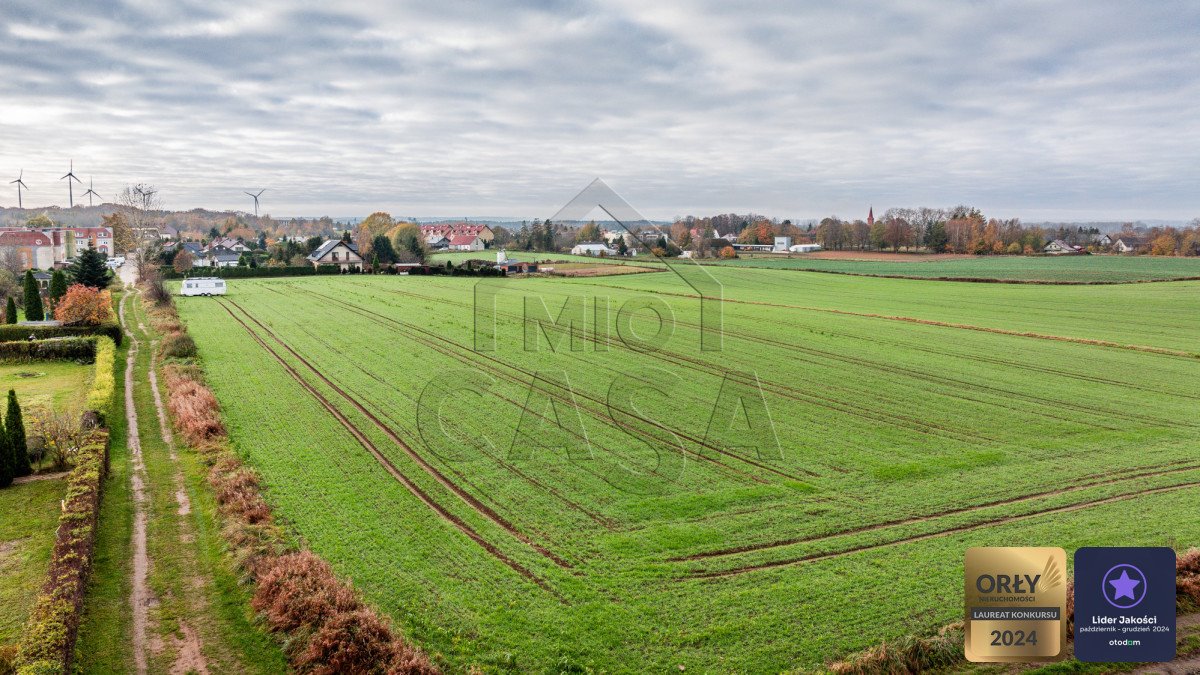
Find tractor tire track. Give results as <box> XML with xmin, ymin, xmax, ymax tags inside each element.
<box><xmin>685</xmin><ymin>480</ymin><xmax>1200</xmax><ymax>579</ymax></box>
<box><xmin>295</xmin><ymin>284</ymin><xmax>789</xmax><ymax>484</ymax></box>
<box><xmin>584</xmin><ymin>282</ymin><xmax>1200</xmax><ymax>360</ymax></box>
<box><xmin>672</xmin><ymin>462</ymin><xmax>1200</xmax><ymax>561</ymax></box>
<box><xmin>216</xmin><ymin>300</ymin><xmax>565</xmax><ymax>597</ymax></box>
<box><xmin>252</xmin><ymin>305</ymin><xmax>620</xmax><ymax>530</ymax></box>
<box><xmin>224</xmin><ymin>298</ymin><xmax>572</xmax><ymax>568</ymax></box>
<box><xmin>371</xmin><ymin>284</ymin><xmax>995</xmax><ymax>448</ymax></box>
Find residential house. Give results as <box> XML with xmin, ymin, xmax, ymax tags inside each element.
<box><xmin>1114</xmin><ymin>236</ymin><xmax>1147</xmax><ymax>253</ymax></box>
<box><xmin>0</xmin><ymin>231</ymin><xmax>55</xmax><ymax>269</ymax></box>
<box><xmin>425</xmin><ymin>235</ymin><xmax>450</xmax><ymax>249</ymax></box>
<box><xmin>197</xmin><ymin>246</ymin><xmax>241</xmax><ymax>268</ymax></box>
<box><xmin>306</xmin><ymin>239</ymin><xmax>362</xmax><ymax>271</ymax></box>
<box><xmin>571</xmin><ymin>243</ymin><xmax>618</xmax><ymax>256</ymax></box>
<box><xmin>419</xmin><ymin>223</ymin><xmax>494</xmax><ymax>245</ymax></box>
<box><xmin>448</xmin><ymin>234</ymin><xmax>484</xmax><ymax>252</ymax></box>
<box><xmin>1044</xmin><ymin>240</ymin><xmax>1083</xmax><ymax>255</ymax></box>
<box><xmin>206</xmin><ymin>237</ymin><xmax>250</xmax><ymax>253</ymax></box>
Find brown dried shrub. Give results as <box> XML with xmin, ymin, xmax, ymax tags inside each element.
<box><xmin>164</xmin><ymin>367</ymin><xmax>225</xmax><ymax>444</ymax></box>
<box><xmin>253</xmin><ymin>552</ymin><xmax>362</xmax><ymax>635</ymax></box>
<box><xmin>1178</xmin><ymin>548</ymin><xmax>1200</xmax><ymax>610</ymax></box>
<box><xmin>297</xmin><ymin>609</ymin><xmax>436</xmax><ymax>675</ymax></box>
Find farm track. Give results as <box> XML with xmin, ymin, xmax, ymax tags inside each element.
<box><xmin>215</xmin><ymin>300</ymin><xmax>567</xmax><ymax>597</ymax></box>
<box><xmin>584</xmin><ymin>282</ymin><xmax>1200</xmax><ymax>360</ymax></box>
<box><xmin>290</xmin><ymin>283</ymin><xmax>800</xmax><ymax>484</ymax></box>
<box><xmin>672</xmin><ymin>461</ymin><xmax>1200</xmax><ymax>561</ymax></box>
<box><xmin>686</xmin><ymin>480</ymin><xmax>1200</xmax><ymax>579</ymax></box>
<box><xmin>222</xmin><ymin>298</ymin><xmax>574</xmax><ymax>569</ymax></box>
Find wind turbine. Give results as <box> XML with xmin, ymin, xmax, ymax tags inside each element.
<box><xmin>244</xmin><ymin>189</ymin><xmax>265</xmax><ymax>217</ymax></box>
<box><xmin>61</xmin><ymin>160</ymin><xmax>83</xmax><ymax>207</ymax></box>
<box><xmin>134</xmin><ymin>185</ymin><xmax>157</xmax><ymax>210</ymax></box>
<box><xmin>9</xmin><ymin>170</ymin><xmax>28</xmax><ymax>209</ymax></box>
<box><xmin>82</xmin><ymin>177</ymin><xmax>101</xmax><ymax>207</ymax></box>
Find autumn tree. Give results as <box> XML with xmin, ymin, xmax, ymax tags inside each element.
<box><xmin>54</xmin><ymin>285</ymin><xmax>113</xmax><ymax>326</ymax></box>
<box><xmin>174</xmin><ymin>249</ymin><xmax>194</xmax><ymax>273</ymax></box>
<box><xmin>578</xmin><ymin>220</ymin><xmax>602</xmax><ymax>243</ymax></box>
<box><xmin>102</xmin><ymin>211</ymin><xmax>137</xmax><ymax>253</ymax></box>
<box><xmin>1151</xmin><ymin>233</ymin><xmax>1177</xmax><ymax>256</ymax></box>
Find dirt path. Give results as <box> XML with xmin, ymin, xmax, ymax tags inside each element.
<box><xmin>119</xmin><ymin>292</ymin><xmax>152</xmax><ymax>675</ymax></box>
<box><xmin>120</xmin><ymin>289</ymin><xmax>212</xmax><ymax>675</ymax></box>
<box><xmin>11</xmin><ymin>471</ymin><xmax>68</xmax><ymax>485</ymax></box>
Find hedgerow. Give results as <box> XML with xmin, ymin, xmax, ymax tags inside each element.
<box><xmin>84</xmin><ymin>337</ymin><xmax>116</xmax><ymax>427</ymax></box>
<box><xmin>0</xmin><ymin>322</ymin><xmax>122</xmax><ymax>347</ymax></box>
<box><xmin>0</xmin><ymin>338</ymin><xmax>97</xmax><ymax>363</ymax></box>
<box><xmin>14</xmin><ymin>431</ymin><xmax>109</xmax><ymax>674</ymax></box>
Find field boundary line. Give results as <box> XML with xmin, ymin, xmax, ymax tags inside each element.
<box><xmin>215</xmin><ymin>300</ymin><xmax>566</xmax><ymax>598</ymax></box>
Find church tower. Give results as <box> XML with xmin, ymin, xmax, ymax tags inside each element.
<box><xmin>867</xmin><ymin>206</ymin><xmax>874</xmax><ymax>226</ymax></box>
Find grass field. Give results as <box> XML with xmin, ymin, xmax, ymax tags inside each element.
<box><xmin>0</xmin><ymin>360</ymin><xmax>93</xmax><ymax>412</ymax></box>
<box><xmin>701</xmin><ymin>253</ymin><xmax>1200</xmax><ymax>282</ymax></box>
<box><xmin>175</xmin><ymin>266</ymin><xmax>1200</xmax><ymax>671</ymax></box>
<box><xmin>0</xmin><ymin>477</ymin><xmax>68</xmax><ymax>648</ymax></box>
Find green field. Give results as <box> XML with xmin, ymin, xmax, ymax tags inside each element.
<box><xmin>0</xmin><ymin>360</ymin><xmax>93</xmax><ymax>413</ymax></box>
<box><xmin>0</xmin><ymin>477</ymin><xmax>69</xmax><ymax>647</ymax></box>
<box><xmin>175</xmin><ymin>267</ymin><xmax>1200</xmax><ymax>671</ymax></box>
<box><xmin>702</xmin><ymin>253</ymin><xmax>1200</xmax><ymax>282</ymax></box>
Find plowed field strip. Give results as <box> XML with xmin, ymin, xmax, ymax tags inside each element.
<box><xmin>217</xmin><ymin>300</ymin><xmax>566</xmax><ymax>595</ymax></box>
<box><xmin>222</xmin><ymin>299</ymin><xmax>573</xmax><ymax>569</ymax></box>
<box><xmin>672</xmin><ymin>462</ymin><xmax>1200</xmax><ymax>561</ymax></box>
<box><xmin>685</xmin><ymin>480</ymin><xmax>1200</xmax><ymax>579</ymax></box>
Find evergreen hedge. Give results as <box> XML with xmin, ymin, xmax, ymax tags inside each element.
<box><xmin>0</xmin><ymin>338</ymin><xmax>97</xmax><ymax>362</ymax></box>
<box><xmin>0</xmin><ymin>322</ymin><xmax>122</xmax><ymax>347</ymax></box>
<box><xmin>15</xmin><ymin>430</ymin><xmax>109</xmax><ymax>674</ymax></box>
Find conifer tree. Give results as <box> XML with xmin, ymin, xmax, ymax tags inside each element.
<box><xmin>22</xmin><ymin>270</ymin><xmax>43</xmax><ymax>322</ymax></box>
<box><xmin>7</xmin><ymin>390</ymin><xmax>29</xmax><ymax>478</ymax></box>
<box><xmin>48</xmin><ymin>269</ymin><xmax>68</xmax><ymax>308</ymax></box>
<box><xmin>5</xmin><ymin>297</ymin><xmax>15</xmax><ymax>324</ymax></box>
<box><xmin>0</xmin><ymin>416</ymin><xmax>11</xmax><ymax>489</ymax></box>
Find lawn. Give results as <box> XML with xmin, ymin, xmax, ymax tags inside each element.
<box><xmin>0</xmin><ymin>360</ymin><xmax>93</xmax><ymax>413</ymax></box>
<box><xmin>701</xmin><ymin>253</ymin><xmax>1200</xmax><ymax>282</ymax></box>
<box><xmin>431</xmin><ymin>250</ymin><xmax>653</xmax><ymax>265</ymax></box>
<box><xmin>174</xmin><ymin>266</ymin><xmax>1200</xmax><ymax>672</ymax></box>
<box><xmin>0</xmin><ymin>477</ymin><xmax>69</xmax><ymax>648</ymax></box>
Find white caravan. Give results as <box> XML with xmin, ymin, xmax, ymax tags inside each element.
<box><xmin>180</xmin><ymin>277</ymin><xmax>227</xmax><ymax>297</ymax></box>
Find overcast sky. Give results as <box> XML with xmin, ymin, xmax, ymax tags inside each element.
<box><xmin>0</xmin><ymin>1</ymin><xmax>1197</xmax><ymax>221</ymax></box>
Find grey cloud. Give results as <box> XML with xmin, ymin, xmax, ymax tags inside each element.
<box><xmin>0</xmin><ymin>0</ymin><xmax>1196</xmax><ymax>220</ymax></box>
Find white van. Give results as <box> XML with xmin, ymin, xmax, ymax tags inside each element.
<box><xmin>180</xmin><ymin>277</ymin><xmax>227</xmax><ymax>297</ymax></box>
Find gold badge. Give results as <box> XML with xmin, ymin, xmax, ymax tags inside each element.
<box><xmin>965</xmin><ymin>547</ymin><xmax>1067</xmax><ymax>662</ymax></box>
